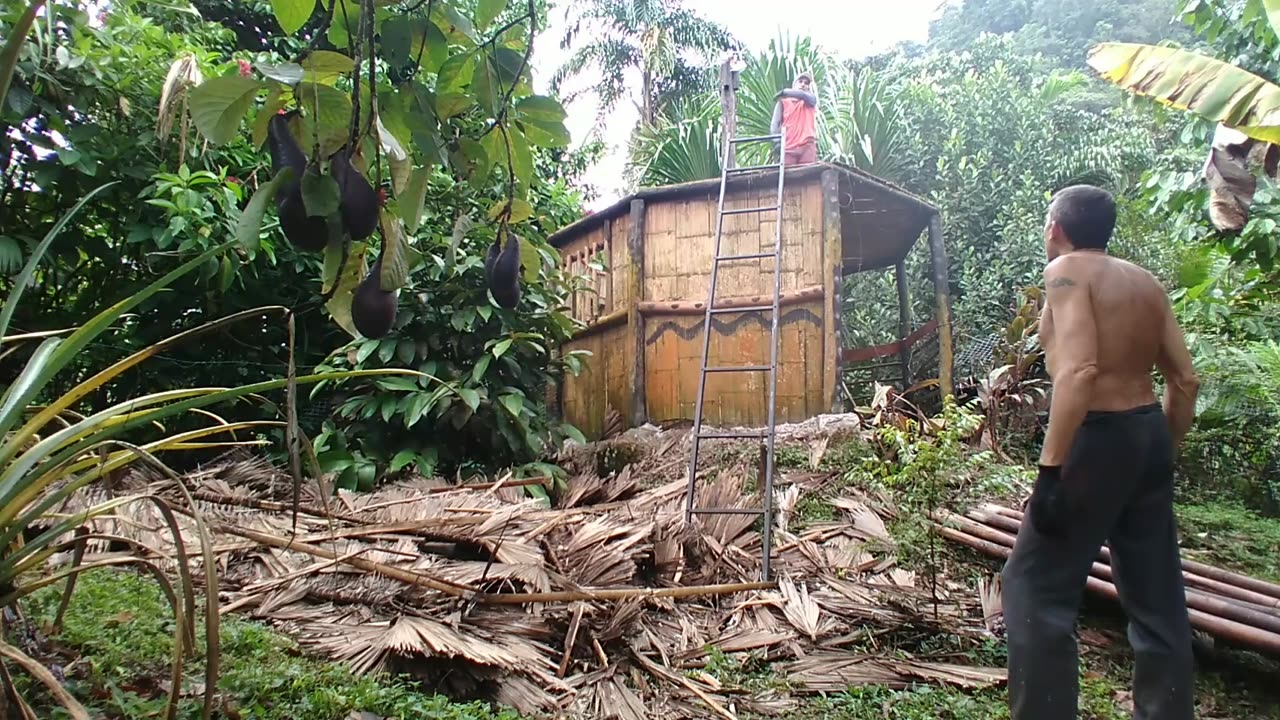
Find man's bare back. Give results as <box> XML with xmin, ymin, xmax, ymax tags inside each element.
<box><xmin>1037</xmin><ymin>250</ymin><xmax>1199</xmax><ymax>466</ymax></box>
<box><xmin>1041</xmin><ymin>251</ymin><xmax>1168</xmax><ymax>410</ymax></box>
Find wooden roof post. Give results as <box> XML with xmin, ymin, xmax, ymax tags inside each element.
<box><xmin>627</xmin><ymin>198</ymin><xmax>647</xmax><ymax>427</ymax></box>
<box><xmin>927</xmin><ymin>213</ymin><xmax>954</xmax><ymax>399</ymax></box>
<box><xmin>720</xmin><ymin>53</ymin><xmax>741</xmax><ymax>170</ymax></box>
<box><xmin>894</xmin><ymin>258</ymin><xmax>913</xmax><ymax>389</ymax></box>
<box><xmin>821</xmin><ymin>169</ymin><xmax>843</xmax><ymax>413</ymax></box>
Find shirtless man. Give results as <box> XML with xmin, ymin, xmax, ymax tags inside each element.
<box><xmin>1001</xmin><ymin>185</ymin><xmax>1200</xmax><ymax>720</ymax></box>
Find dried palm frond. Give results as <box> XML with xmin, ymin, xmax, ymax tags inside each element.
<box><xmin>778</xmin><ymin>576</ymin><xmax>824</xmax><ymax>642</ymax></box>
<box><xmin>490</xmin><ymin>674</ymin><xmax>564</xmax><ymax>716</ymax></box>
<box><xmin>773</xmin><ymin>485</ymin><xmax>800</xmax><ymax>535</ymax></box>
<box><xmin>823</xmin><ymin>540</ymin><xmax>875</xmax><ymax>573</ymax></box>
<box><xmin>602</xmin><ymin>406</ymin><xmax>626</xmax><ymax>441</ymax></box>
<box><xmin>807</xmin><ymin>436</ymin><xmax>830</xmax><ymax>469</ymax></box>
<box><xmin>298</xmin><ymin>614</ymin><xmax>549</xmax><ymax>677</ymax></box>
<box><xmin>554</xmin><ymin>517</ymin><xmax>650</xmax><ymax>587</ymax></box>
<box><xmin>978</xmin><ymin>574</ymin><xmax>1005</xmax><ymax>637</ymax></box>
<box><xmin>786</xmin><ymin>652</ymin><xmax>912</xmax><ymax>691</ymax></box>
<box><xmin>690</xmin><ymin>469</ymin><xmax>759</xmax><ymax>549</ymax></box>
<box><xmin>156</xmin><ymin>54</ymin><xmax>203</xmax><ymax>151</ymax></box>
<box><xmin>831</xmin><ymin>497</ymin><xmax>890</xmax><ymax>541</ymax></box>
<box><xmin>787</xmin><ymin>651</ymin><xmax>1005</xmax><ymax>693</ymax></box>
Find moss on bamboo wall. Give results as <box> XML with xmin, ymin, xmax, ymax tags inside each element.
<box><xmin>560</xmin><ymin>324</ymin><xmax>631</xmax><ymax>439</ymax></box>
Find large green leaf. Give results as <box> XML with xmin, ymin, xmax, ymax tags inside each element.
<box><xmin>301</xmin><ymin>172</ymin><xmax>341</xmax><ymax>217</ymax></box>
<box><xmin>377</xmin><ymin>211</ymin><xmax>411</xmax><ymax>291</ymax></box>
<box><xmin>251</xmin><ymin>88</ymin><xmax>287</xmax><ymax>148</ymax></box>
<box><xmin>475</xmin><ymin>0</ymin><xmax>507</xmax><ymax>32</ymax></box>
<box><xmin>301</xmin><ymin>50</ymin><xmax>355</xmax><ymax>83</ymax></box>
<box><xmin>517</xmin><ymin>234</ymin><xmax>541</xmax><ymax>282</ymax></box>
<box><xmin>508</xmin><ymin>126</ymin><xmax>533</xmax><ymax>189</ymax></box>
<box><xmin>1266</xmin><ymin>0</ymin><xmax>1280</xmax><ymax>40</ymax></box>
<box><xmin>431</xmin><ymin>4</ymin><xmax>477</xmax><ymax>45</ymax></box>
<box><xmin>294</xmin><ymin>82</ymin><xmax>352</xmax><ymax>156</ymax></box>
<box><xmin>270</xmin><ymin>0</ymin><xmax>315</xmax><ymax>34</ymax></box>
<box><xmin>472</xmin><ymin>57</ymin><xmax>499</xmax><ymax>116</ymax></box>
<box><xmin>188</xmin><ymin>76</ymin><xmax>266</xmax><ymax>146</ymax></box>
<box><xmin>255</xmin><ymin>61</ymin><xmax>305</xmax><ymax>85</ymax></box>
<box><xmin>438</xmin><ymin>52</ymin><xmax>476</xmax><ymax>93</ymax></box>
<box><xmin>516</xmin><ymin>95</ymin><xmax>568</xmax><ymax>124</ymax></box>
<box><xmin>1086</xmin><ymin>42</ymin><xmax>1280</xmax><ymax>144</ymax></box>
<box><xmin>399</xmin><ymin>166</ymin><xmax>432</xmax><ymax>234</ymax></box>
<box><xmin>518</xmin><ymin>117</ymin><xmax>571</xmax><ymax>148</ymax></box>
<box><xmin>380</xmin><ymin>17</ymin><xmax>417</xmax><ymax>67</ymax></box>
<box><xmin>325</xmin><ymin>241</ymin><xmax>367</xmax><ymax>337</ymax></box>
<box><xmin>435</xmin><ymin>92</ymin><xmax>472</xmax><ymax>119</ymax></box>
<box><xmin>236</xmin><ymin>168</ymin><xmax>293</xmax><ymax>248</ymax></box>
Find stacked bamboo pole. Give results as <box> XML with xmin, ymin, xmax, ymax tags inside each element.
<box><xmin>932</xmin><ymin>503</ymin><xmax>1280</xmax><ymax>658</ymax></box>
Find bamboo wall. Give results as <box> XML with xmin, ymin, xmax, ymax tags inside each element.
<box><xmin>558</xmin><ymin>212</ymin><xmax>633</xmax><ymax>437</ymax></box>
<box><xmin>642</xmin><ymin>181</ymin><xmax>827</xmax><ymax>427</ymax></box>
<box><xmin>557</xmin><ymin>177</ymin><xmax>832</xmax><ymax>438</ymax></box>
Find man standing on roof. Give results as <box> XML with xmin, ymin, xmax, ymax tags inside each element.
<box><xmin>770</xmin><ymin>72</ymin><xmax>818</xmax><ymax>166</ymax></box>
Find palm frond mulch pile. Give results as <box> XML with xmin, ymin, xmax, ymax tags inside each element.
<box><xmin>65</xmin><ymin>436</ymin><xmax>1005</xmax><ymax>719</ymax></box>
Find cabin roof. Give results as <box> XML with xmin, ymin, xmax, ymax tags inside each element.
<box><xmin>548</xmin><ymin>162</ymin><xmax>939</xmax><ymax>273</ymax></box>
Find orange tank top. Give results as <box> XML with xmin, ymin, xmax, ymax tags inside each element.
<box><xmin>780</xmin><ymin>97</ymin><xmax>816</xmax><ymax>149</ymax></box>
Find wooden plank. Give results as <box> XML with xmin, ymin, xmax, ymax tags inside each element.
<box><xmin>927</xmin><ymin>213</ymin><xmax>954</xmax><ymax>399</ymax></box>
<box><xmin>627</xmin><ymin>199</ymin><xmax>647</xmax><ymax>427</ymax></box>
<box><xmin>821</xmin><ymin>169</ymin><xmax>843</xmax><ymax>413</ymax></box>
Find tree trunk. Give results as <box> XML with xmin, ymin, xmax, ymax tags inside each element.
<box><xmin>641</xmin><ymin>70</ymin><xmax>653</xmax><ymax>129</ymax></box>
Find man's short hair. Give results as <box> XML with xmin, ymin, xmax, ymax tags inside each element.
<box><xmin>1048</xmin><ymin>184</ymin><xmax>1116</xmax><ymax>250</ymax></box>
<box><xmin>796</xmin><ymin>71</ymin><xmax>813</xmax><ymax>82</ymax></box>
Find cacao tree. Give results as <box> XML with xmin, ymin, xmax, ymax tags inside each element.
<box><xmin>180</xmin><ymin>0</ymin><xmax>574</xmax><ymax>341</ymax></box>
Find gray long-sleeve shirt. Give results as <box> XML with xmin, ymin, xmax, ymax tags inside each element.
<box><xmin>770</xmin><ymin>88</ymin><xmax>818</xmax><ymax>136</ymax></box>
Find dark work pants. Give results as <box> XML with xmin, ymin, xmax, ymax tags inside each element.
<box><xmin>1001</xmin><ymin>403</ymin><xmax>1195</xmax><ymax>720</ymax></box>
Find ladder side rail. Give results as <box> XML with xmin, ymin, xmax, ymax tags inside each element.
<box><xmin>683</xmin><ymin>127</ymin><xmax>737</xmax><ymax>523</ymax></box>
<box><xmin>760</xmin><ymin>126</ymin><xmax>787</xmax><ymax>580</ymax></box>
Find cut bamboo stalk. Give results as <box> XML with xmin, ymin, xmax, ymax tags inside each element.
<box><xmin>979</xmin><ymin>503</ymin><xmax>1280</xmax><ymax>602</ymax></box>
<box><xmin>936</xmin><ymin>511</ymin><xmax>1280</xmax><ymax>634</ymax></box>
<box><xmin>934</xmin><ymin>524</ymin><xmax>1280</xmax><ymax>657</ymax></box>
<box><xmin>967</xmin><ymin>507</ymin><xmax>1280</xmax><ymax>612</ymax></box>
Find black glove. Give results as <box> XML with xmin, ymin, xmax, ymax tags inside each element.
<box><xmin>1028</xmin><ymin>464</ymin><xmax>1070</xmax><ymax>537</ymax></box>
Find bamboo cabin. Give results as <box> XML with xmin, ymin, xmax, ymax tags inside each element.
<box><xmin>549</xmin><ymin>162</ymin><xmax>953</xmax><ymax>440</ymax></box>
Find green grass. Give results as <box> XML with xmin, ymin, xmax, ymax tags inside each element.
<box><xmin>1176</xmin><ymin>500</ymin><xmax>1280</xmax><ymax>583</ymax></box>
<box><xmin>15</xmin><ymin>569</ymin><xmax>520</xmax><ymax>720</ymax></box>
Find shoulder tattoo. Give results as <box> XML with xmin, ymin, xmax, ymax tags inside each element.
<box><xmin>1047</xmin><ymin>276</ymin><xmax>1076</xmax><ymax>289</ymax></box>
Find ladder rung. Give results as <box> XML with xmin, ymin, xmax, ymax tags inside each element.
<box><xmin>698</xmin><ymin>430</ymin><xmax>767</xmax><ymax>440</ymax></box>
<box><xmin>690</xmin><ymin>508</ymin><xmax>766</xmax><ymax>516</ymax></box>
<box><xmin>716</xmin><ymin>252</ymin><xmax>775</xmax><ymax>262</ymax></box>
<box><xmin>726</xmin><ymin>163</ymin><xmax>780</xmax><ymax>175</ymax></box>
<box><xmin>709</xmin><ymin>304</ymin><xmax>772</xmax><ymax>315</ymax></box>
<box><xmin>703</xmin><ymin>365</ymin><xmax>770</xmax><ymax>373</ymax></box>
<box><xmin>722</xmin><ymin>205</ymin><xmax>779</xmax><ymax>216</ymax></box>
<box><xmin>730</xmin><ymin>134</ymin><xmax>781</xmax><ymax>144</ymax></box>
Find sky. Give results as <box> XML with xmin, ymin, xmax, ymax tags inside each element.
<box><xmin>528</xmin><ymin>0</ymin><xmax>944</xmax><ymax>209</ymax></box>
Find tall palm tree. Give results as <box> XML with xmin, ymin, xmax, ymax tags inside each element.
<box><xmin>551</xmin><ymin>0</ymin><xmax>733</xmax><ymax>129</ymax></box>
